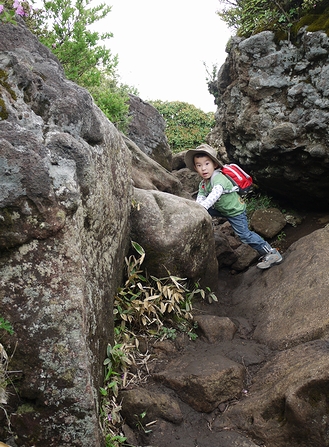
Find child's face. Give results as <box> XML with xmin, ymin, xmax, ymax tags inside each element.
<box><xmin>194</xmin><ymin>155</ymin><xmax>218</xmax><ymax>180</ymax></box>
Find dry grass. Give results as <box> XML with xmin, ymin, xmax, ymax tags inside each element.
<box><xmin>0</xmin><ymin>343</ymin><xmax>8</xmax><ymax>405</ymax></box>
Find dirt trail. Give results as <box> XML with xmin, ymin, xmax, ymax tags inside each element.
<box><xmin>131</xmin><ymin>212</ymin><xmax>329</xmax><ymax>447</ymax></box>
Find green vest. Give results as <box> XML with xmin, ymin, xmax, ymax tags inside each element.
<box><xmin>199</xmin><ymin>171</ymin><xmax>246</xmax><ymax>217</ymax></box>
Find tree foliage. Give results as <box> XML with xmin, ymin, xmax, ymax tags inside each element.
<box><xmin>31</xmin><ymin>0</ymin><xmax>117</xmax><ymax>86</ymax></box>
<box><xmin>27</xmin><ymin>0</ymin><xmax>137</xmax><ymax>131</ymax></box>
<box><xmin>150</xmin><ymin>100</ymin><xmax>215</xmax><ymax>153</ymax></box>
<box><xmin>216</xmin><ymin>0</ymin><xmax>327</xmax><ymax>38</ymax></box>
<box><xmin>88</xmin><ymin>78</ymin><xmax>138</xmax><ymax>132</ymax></box>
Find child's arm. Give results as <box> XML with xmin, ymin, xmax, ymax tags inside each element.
<box><xmin>196</xmin><ymin>184</ymin><xmax>223</xmax><ymax>210</ymax></box>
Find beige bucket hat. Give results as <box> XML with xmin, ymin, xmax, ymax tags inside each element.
<box><xmin>185</xmin><ymin>144</ymin><xmax>223</xmax><ymax>171</ymax></box>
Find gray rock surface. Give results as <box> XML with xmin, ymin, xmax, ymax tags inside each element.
<box><xmin>0</xmin><ymin>20</ymin><xmax>131</xmax><ymax>446</ymax></box>
<box><xmin>123</xmin><ymin>134</ymin><xmax>187</xmax><ymax>197</ymax></box>
<box><xmin>153</xmin><ymin>345</ymin><xmax>245</xmax><ymax>413</ymax></box>
<box><xmin>130</xmin><ymin>187</ymin><xmax>219</xmax><ymax>292</ymax></box>
<box><xmin>211</xmin><ymin>29</ymin><xmax>329</xmax><ymax>209</ymax></box>
<box><xmin>227</xmin><ymin>225</ymin><xmax>329</xmax><ymax>350</ymax></box>
<box><xmin>127</xmin><ymin>94</ymin><xmax>172</xmax><ymax>171</ymax></box>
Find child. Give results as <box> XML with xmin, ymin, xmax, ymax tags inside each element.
<box><xmin>185</xmin><ymin>144</ymin><xmax>282</xmax><ymax>269</ymax></box>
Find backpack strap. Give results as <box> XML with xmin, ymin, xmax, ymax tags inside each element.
<box><xmin>210</xmin><ymin>170</ymin><xmax>239</xmax><ymax>195</ymax></box>
<box><xmin>222</xmin><ymin>183</ymin><xmax>240</xmax><ymax>195</ymax></box>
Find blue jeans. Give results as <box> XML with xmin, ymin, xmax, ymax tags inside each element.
<box><xmin>208</xmin><ymin>208</ymin><xmax>272</xmax><ymax>255</ymax></box>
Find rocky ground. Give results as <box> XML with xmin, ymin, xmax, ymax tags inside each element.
<box><xmin>267</xmin><ymin>211</ymin><xmax>329</xmax><ymax>252</ymax></box>
<box><xmin>120</xmin><ymin>211</ymin><xmax>329</xmax><ymax>447</ymax></box>
<box><xmin>216</xmin><ymin>210</ymin><xmax>329</xmax><ymax>293</ymax></box>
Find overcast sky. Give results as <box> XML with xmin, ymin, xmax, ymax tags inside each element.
<box><xmin>100</xmin><ymin>1</ymin><xmax>233</xmax><ymax>112</ymax></box>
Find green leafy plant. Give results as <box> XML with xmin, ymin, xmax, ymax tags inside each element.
<box><xmin>102</xmin><ymin>395</ymin><xmax>127</xmax><ymax>447</ymax></box>
<box><xmin>150</xmin><ymin>100</ymin><xmax>215</xmax><ymax>153</ymax></box>
<box><xmin>276</xmin><ymin>231</ymin><xmax>286</xmax><ymax>242</ymax></box>
<box><xmin>187</xmin><ymin>282</ymin><xmax>218</xmax><ymax>305</ymax></box>
<box><xmin>274</xmin><ymin>231</ymin><xmax>287</xmax><ymax>250</ymax></box>
<box><xmin>114</xmin><ymin>242</ymin><xmax>218</xmax><ymax>336</ymax></box>
<box><xmin>100</xmin><ymin>342</ymin><xmax>134</xmax><ymax>446</ymax></box>
<box><xmin>101</xmin><ymin>242</ymin><xmax>218</xmax><ymax>445</ymax></box>
<box><xmin>0</xmin><ymin>0</ymin><xmax>30</xmax><ymax>24</ymax></box>
<box><xmin>88</xmin><ymin>77</ymin><xmax>138</xmax><ymax>133</ymax></box>
<box><xmin>30</xmin><ymin>0</ymin><xmax>116</xmax><ymax>86</ymax></box>
<box><xmin>245</xmin><ymin>193</ymin><xmax>275</xmax><ymax>217</ymax></box>
<box><xmin>105</xmin><ymin>433</ymin><xmax>127</xmax><ymax>447</ymax></box>
<box><xmin>216</xmin><ymin>0</ymin><xmax>327</xmax><ymax>39</ymax></box>
<box><xmin>135</xmin><ymin>411</ymin><xmax>155</xmax><ymax>434</ymax></box>
<box><xmin>26</xmin><ymin>0</ymin><xmax>137</xmax><ymax>132</ymax></box>
<box><xmin>114</xmin><ymin>242</ymin><xmax>194</xmax><ymax>333</ymax></box>
<box><xmin>0</xmin><ymin>343</ymin><xmax>9</xmax><ymax>404</ymax></box>
<box><xmin>102</xmin><ymin>343</ymin><xmax>133</xmax><ymax>399</ymax></box>
<box><xmin>0</xmin><ymin>316</ymin><xmax>14</xmax><ymax>336</ymax></box>
<box><xmin>157</xmin><ymin>326</ymin><xmax>177</xmax><ymax>341</ymax></box>
<box><xmin>176</xmin><ymin>320</ymin><xmax>199</xmax><ymax>341</ymax></box>
<box><xmin>0</xmin><ymin>319</ymin><xmax>14</xmax><ymax>435</ymax></box>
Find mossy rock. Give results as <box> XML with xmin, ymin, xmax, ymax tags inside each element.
<box><xmin>294</xmin><ymin>7</ymin><xmax>329</xmax><ymax>36</ymax></box>
<box><xmin>0</xmin><ymin>69</ymin><xmax>17</xmax><ymax>100</ymax></box>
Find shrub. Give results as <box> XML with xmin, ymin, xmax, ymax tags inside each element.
<box><xmin>216</xmin><ymin>0</ymin><xmax>327</xmax><ymax>39</ymax></box>
<box><xmin>25</xmin><ymin>0</ymin><xmax>137</xmax><ymax>132</ymax></box>
<box><xmin>114</xmin><ymin>241</ymin><xmax>217</xmax><ymax>336</ymax></box>
<box><xmin>150</xmin><ymin>100</ymin><xmax>215</xmax><ymax>153</ymax></box>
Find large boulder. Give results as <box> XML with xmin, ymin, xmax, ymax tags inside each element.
<box><xmin>127</xmin><ymin>94</ymin><xmax>172</xmax><ymax>171</ymax></box>
<box><xmin>130</xmin><ymin>187</ymin><xmax>219</xmax><ymax>292</ymax></box>
<box><xmin>0</xmin><ymin>20</ymin><xmax>131</xmax><ymax>446</ymax></box>
<box><xmin>212</xmin><ymin>29</ymin><xmax>329</xmax><ymax>210</ymax></box>
<box><xmin>123</xmin><ymin>134</ymin><xmax>188</xmax><ymax>197</ymax></box>
<box><xmin>153</xmin><ymin>346</ymin><xmax>245</xmax><ymax>413</ymax></box>
<box><xmin>224</xmin><ymin>225</ymin><xmax>329</xmax><ymax>350</ymax></box>
<box><xmin>215</xmin><ymin>340</ymin><xmax>329</xmax><ymax>447</ymax></box>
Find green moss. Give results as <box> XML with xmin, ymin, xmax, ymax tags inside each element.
<box><xmin>0</xmin><ymin>97</ymin><xmax>9</xmax><ymax>120</ymax></box>
<box><xmin>306</xmin><ymin>16</ymin><xmax>329</xmax><ymax>34</ymax></box>
<box><xmin>294</xmin><ymin>8</ymin><xmax>329</xmax><ymax>36</ymax></box>
<box><xmin>274</xmin><ymin>30</ymin><xmax>289</xmax><ymax>44</ymax></box>
<box><xmin>0</xmin><ymin>69</ymin><xmax>17</xmax><ymax>100</ymax></box>
<box><xmin>0</xmin><ymin>69</ymin><xmax>17</xmax><ymax>121</ymax></box>
<box><xmin>0</xmin><ymin>209</ymin><xmax>12</xmax><ymax>226</ymax></box>
<box><xmin>16</xmin><ymin>404</ymin><xmax>35</xmax><ymax>414</ymax></box>
<box><xmin>60</xmin><ymin>368</ymin><xmax>75</xmax><ymax>383</ymax></box>
<box><xmin>0</xmin><ymin>208</ymin><xmax>18</xmax><ymax>227</ymax></box>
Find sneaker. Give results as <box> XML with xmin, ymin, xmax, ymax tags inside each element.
<box><xmin>257</xmin><ymin>249</ymin><xmax>283</xmax><ymax>269</ymax></box>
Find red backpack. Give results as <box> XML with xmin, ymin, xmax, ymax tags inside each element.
<box><xmin>221</xmin><ymin>163</ymin><xmax>253</xmax><ymax>196</ymax></box>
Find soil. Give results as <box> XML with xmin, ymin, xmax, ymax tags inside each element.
<box><xmin>128</xmin><ymin>211</ymin><xmax>329</xmax><ymax>447</ymax></box>
<box><xmin>267</xmin><ymin>211</ymin><xmax>329</xmax><ymax>252</ymax></box>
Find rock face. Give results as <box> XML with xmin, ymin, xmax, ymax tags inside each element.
<box><xmin>0</xmin><ymin>20</ymin><xmax>132</xmax><ymax>446</ymax></box>
<box><xmin>212</xmin><ymin>29</ymin><xmax>329</xmax><ymax>210</ymax></box>
<box><xmin>154</xmin><ymin>348</ymin><xmax>245</xmax><ymax>413</ymax></box>
<box><xmin>127</xmin><ymin>94</ymin><xmax>172</xmax><ymax>171</ymax></box>
<box><xmin>250</xmin><ymin>207</ymin><xmax>286</xmax><ymax>238</ymax></box>
<box><xmin>220</xmin><ymin>340</ymin><xmax>329</xmax><ymax>447</ymax></box>
<box><xmin>228</xmin><ymin>225</ymin><xmax>329</xmax><ymax>350</ymax></box>
<box><xmin>123</xmin><ymin>135</ymin><xmax>186</xmax><ymax>197</ymax></box>
<box><xmin>130</xmin><ymin>187</ymin><xmax>219</xmax><ymax>292</ymax></box>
